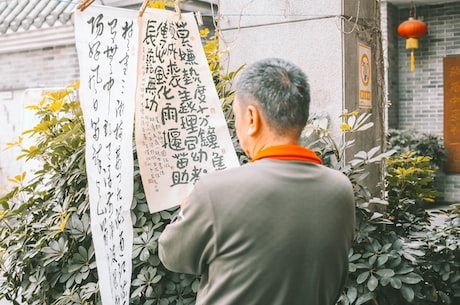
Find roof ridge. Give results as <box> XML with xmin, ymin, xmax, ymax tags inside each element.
<box><xmin>0</xmin><ymin>0</ymin><xmax>77</xmax><ymax>34</ymax></box>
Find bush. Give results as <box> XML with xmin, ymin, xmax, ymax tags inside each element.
<box><xmin>0</xmin><ymin>19</ymin><xmax>241</xmax><ymax>305</ymax></box>
<box><xmin>336</xmin><ymin>126</ymin><xmax>459</xmax><ymax>304</ymax></box>
<box><xmin>3</xmin><ymin>91</ymin><xmax>458</xmax><ymax>305</ymax></box>
<box><xmin>387</xmin><ymin>129</ymin><xmax>447</xmax><ymax>170</ymax></box>
<box><xmin>0</xmin><ymin>22</ymin><xmax>458</xmax><ymax>305</ymax></box>
<box><xmin>306</xmin><ymin>114</ymin><xmax>459</xmax><ymax>305</ymax></box>
<box><xmin>385</xmin><ymin>152</ymin><xmax>439</xmax><ymax>235</ymax></box>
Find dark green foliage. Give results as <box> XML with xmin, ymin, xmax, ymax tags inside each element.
<box><xmin>385</xmin><ymin>152</ymin><xmax>439</xmax><ymax>236</ymax></box>
<box><xmin>334</xmin><ymin>127</ymin><xmax>458</xmax><ymax>305</ymax></box>
<box><xmin>387</xmin><ymin>129</ymin><xmax>447</xmax><ymax>170</ymax></box>
<box><xmin>0</xmin><ymin>94</ymin><xmax>458</xmax><ymax>305</ymax></box>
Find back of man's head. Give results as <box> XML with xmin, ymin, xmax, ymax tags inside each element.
<box><xmin>235</xmin><ymin>58</ymin><xmax>311</xmax><ymax>136</ymax></box>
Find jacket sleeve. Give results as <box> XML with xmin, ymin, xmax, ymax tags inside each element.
<box><xmin>158</xmin><ymin>180</ymin><xmax>217</xmax><ymax>275</ymax></box>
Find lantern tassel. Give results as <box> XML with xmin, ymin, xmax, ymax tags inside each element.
<box><xmin>411</xmin><ymin>50</ymin><xmax>415</xmax><ymax>72</ymax></box>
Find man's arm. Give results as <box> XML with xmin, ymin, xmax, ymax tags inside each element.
<box><xmin>158</xmin><ymin>181</ymin><xmax>217</xmax><ymax>275</ymax></box>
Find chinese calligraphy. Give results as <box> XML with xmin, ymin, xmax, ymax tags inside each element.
<box><xmin>75</xmin><ymin>7</ymin><xmax>240</xmax><ymax>305</ymax></box>
<box><xmin>75</xmin><ymin>6</ymin><xmax>137</xmax><ymax>305</ymax></box>
<box><xmin>135</xmin><ymin>9</ymin><xmax>239</xmax><ymax>213</ymax></box>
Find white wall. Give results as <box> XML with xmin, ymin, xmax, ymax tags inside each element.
<box><xmin>219</xmin><ymin>0</ymin><xmax>345</xmax><ymax>135</ymax></box>
<box><xmin>0</xmin><ymin>89</ymin><xmax>48</xmax><ymax>196</ymax></box>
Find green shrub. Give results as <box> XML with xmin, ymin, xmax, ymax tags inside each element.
<box><xmin>0</xmin><ymin>21</ymin><xmax>242</xmax><ymax>305</ymax></box>
<box><xmin>408</xmin><ymin>206</ymin><xmax>460</xmax><ymax>304</ymax></box>
<box><xmin>338</xmin><ymin>134</ymin><xmax>458</xmax><ymax>304</ymax></box>
<box><xmin>387</xmin><ymin>129</ymin><xmax>447</xmax><ymax>170</ymax></box>
<box><xmin>304</xmin><ymin>112</ymin><xmax>431</xmax><ymax>305</ymax></box>
<box><xmin>385</xmin><ymin>152</ymin><xmax>440</xmax><ymax>235</ymax></box>
<box><xmin>1</xmin><ymin>34</ymin><xmax>458</xmax><ymax>305</ymax></box>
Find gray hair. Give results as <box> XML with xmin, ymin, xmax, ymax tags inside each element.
<box><xmin>235</xmin><ymin>58</ymin><xmax>310</xmax><ymax>135</ymax></box>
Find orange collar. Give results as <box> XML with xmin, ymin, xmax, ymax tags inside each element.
<box><xmin>250</xmin><ymin>144</ymin><xmax>322</xmax><ymax>164</ymax></box>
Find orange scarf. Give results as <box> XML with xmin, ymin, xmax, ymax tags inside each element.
<box><xmin>250</xmin><ymin>144</ymin><xmax>322</xmax><ymax>164</ymax></box>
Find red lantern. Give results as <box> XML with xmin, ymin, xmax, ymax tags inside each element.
<box><xmin>397</xmin><ymin>17</ymin><xmax>428</xmax><ymax>39</ymax></box>
<box><xmin>398</xmin><ymin>14</ymin><xmax>428</xmax><ymax>72</ymax></box>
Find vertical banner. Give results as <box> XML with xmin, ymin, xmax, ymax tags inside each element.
<box><xmin>75</xmin><ymin>6</ymin><xmax>137</xmax><ymax>305</ymax></box>
<box><xmin>358</xmin><ymin>42</ymin><xmax>372</xmax><ymax>109</ymax></box>
<box><xmin>443</xmin><ymin>56</ymin><xmax>460</xmax><ymax>172</ymax></box>
<box><xmin>135</xmin><ymin>9</ymin><xmax>239</xmax><ymax>213</ymax></box>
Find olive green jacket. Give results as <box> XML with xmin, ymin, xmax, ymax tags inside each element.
<box><xmin>159</xmin><ymin>159</ymin><xmax>355</xmax><ymax>305</ymax></box>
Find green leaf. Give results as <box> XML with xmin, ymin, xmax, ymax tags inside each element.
<box><xmin>347</xmin><ymin>287</ymin><xmax>358</xmax><ymax>303</ymax></box>
<box><xmin>375</xmin><ymin>269</ymin><xmax>395</xmax><ymax>278</ymax></box>
<box><xmin>357</xmin><ymin>271</ymin><xmax>370</xmax><ymax>284</ymax></box>
<box><xmin>395</xmin><ymin>265</ymin><xmax>413</xmax><ymax>275</ymax></box>
<box><xmin>400</xmin><ymin>273</ymin><xmax>422</xmax><ymax>284</ymax></box>
<box><xmin>368</xmin><ymin>254</ymin><xmax>377</xmax><ymax>265</ymax></box>
<box><xmin>390</xmin><ymin>277</ymin><xmax>402</xmax><ymax>289</ymax></box>
<box><xmin>192</xmin><ymin>278</ymin><xmax>200</xmax><ymax>293</ymax></box>
<box><xmin>140</xmin><ymin>248</ymin><xmax>150</xmax><ymax>262</ymax></box>
<box><xmin>152</xmin><ymin>274</ymin><xmax>162</xmax><ymax>284</ymax></box>
<box><xmin>401</xmin><ymin>285</ymin><xmax>415</xmax><ymax>302</ymax></box>
<box><xmin>367</xmin><ymin>275</ymin><xmax>378</xmax><ymax>291</ymax></box>
<box><xmin>355</xmin><ymin>292</ymin><xmax>374</xmax><ymax>305</ymax></box>
<box><xmin>376</xmin><ymin>254</ymin><xmax>389</xmax><ymax>266</ymax></box>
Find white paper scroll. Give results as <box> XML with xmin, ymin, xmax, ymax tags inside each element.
<box><xmin>75</xmin><ymin>6</ymin><xmax>137</xmax><ymax>305</ymax></box>
<box><xmin>135</xmin><ymin>9</ymin><xmax>240</xmax><ymax>213</ymax></box>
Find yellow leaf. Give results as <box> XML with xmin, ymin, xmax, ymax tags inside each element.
<box><xmin>58</xmin><ymin>213</ymin><xmax>70</xmax><ymax>232</ymax></box>
<box><xmin>29</xmin><ymin>145</ymin><xmax>37</xmax><ymax>152</ymax></box>
<box><xmin>47</xmin><ymin>90</ymin><xmax>69</xmax><ymax>102</ymax></box>
<box><xmin>199</xmin><ymin>28</ymin><xmax>209</xmax><ymax>38</ymax></box>
<box><xmin>416</xmin><ymin>156</ymin><xmax>431</xmax><ymax>162</ymax></box>
<box><xmin>51</xmin><ymin>100</ymin><xmax>64</xmax><ymax>112</ymax></box>
<box><xmin>148</xmin><ymin>0</ymin><xmax>166</xmax><ymax>9</ymax></box>
<box><xmin>25</xmin><ymin>104</ymin><xmax>39</xmax><ymax>110</ymax></box>
<box><xmin>34</xmin><ymin>123</ymin><xmax>49</xmax><ymax>132</ymax></box>
<box><xmin>401</xmin><ymin>151</ymin><xmax>416</xmax><ymax>158</ymax></box>
<box><xmin>66</xmin><ymin>81</ymin><xmax>80</xmax><ymax>90</ymax></box>
<box><xmin>3</xmin><ymin>137</ymin><xmax>23</xmax><ymax>150</ymax></box>
<box><xmin>7</xmin><ymin>171</ymin><xmax>26</xmax><ymax>184</ymax></box>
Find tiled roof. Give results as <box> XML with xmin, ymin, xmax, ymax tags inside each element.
<box><xmin>0</xmin><ymin>0</ymin><xmax>217</xmax><ymax>35</ymax></box>
<box><xmin>0</xmin><ymin>0</ymin><xmax>77</xmax><ymax>34</ymax></box>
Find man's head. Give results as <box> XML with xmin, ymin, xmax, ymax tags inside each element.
<box><xmin>233</xmin><ymin>58</ymin><xmax>311</xmax><ymax>157</ymax></box>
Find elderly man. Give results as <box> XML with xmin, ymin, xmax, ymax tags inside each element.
<box><xmin>159</xmin><ymin>58</ymin><xmax>355</xmax><ymax>305</ymax></box>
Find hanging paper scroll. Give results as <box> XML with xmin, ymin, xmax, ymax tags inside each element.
<box><xmin>135</xmin><ymin>9</ymin><xmax>239</xmax><ymax>213</ymax></box>
<box><xmin>75</xmin><ymin>6</ymin><xmax>137</xmax><ymax>305</ymax></box>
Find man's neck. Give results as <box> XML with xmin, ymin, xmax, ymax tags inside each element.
<box><xmin>248</xmin><ymin>134</ymin><xmax>299</xmax><ymax>159</ymax></box>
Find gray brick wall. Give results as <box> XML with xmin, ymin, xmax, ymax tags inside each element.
<box><xmin>0</xmin><ymin>44</ymin><xmax>79</xmax><ymax>91</ymax></box>
<box><xmin>443</xmin><ymin>174</ymin><xmax>460</xmax><ymax>203</ymax></box>
<box><xmin>387</xmin><ymin>1</ymin><xmax>460</xmax><ymax>203</ymax></box>
<box><xmin>0</xmin><ymin>41</ymin><xmax>79</xmax><ymax>193</ymax></box>
<box><xmin>397</xmin><ymin>2</ymin><xmax>460</xmax><ymax>135</ymax></box>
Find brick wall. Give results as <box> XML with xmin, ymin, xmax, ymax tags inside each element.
<box><xmin>0</xmin><ymin>44</ymin><xmax>79</xmax><ymax>91</ymax></box>
<box><xmin>0</xmin><ymin>30</ymin><xmax>79</xmax><ymax>193</ymax></box>
<box><xmin>387</xmin><ymin>1</ymin><xmax>460</xmax><ymax>203</ymax></box>
<box><xmin>397</xmin><ymin>2</ymin><xmax>460</xmax><ymax>135</ymax></box>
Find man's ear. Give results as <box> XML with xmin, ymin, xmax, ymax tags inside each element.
<box><xmin>246</xmin><ymin>105</ymin><xmax>261</xmax><ymax>136</ymax></box>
